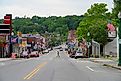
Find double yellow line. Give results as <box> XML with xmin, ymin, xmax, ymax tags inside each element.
<box><xmin>24</xmin><ymin>62</ymin><xmax>47</xmax><ymax>80</ymax></box>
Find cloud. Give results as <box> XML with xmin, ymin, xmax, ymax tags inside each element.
<box><xmin>0</xmin><ymin>0</ymin><xmax>113</xmax><ymax>18</ymax></box>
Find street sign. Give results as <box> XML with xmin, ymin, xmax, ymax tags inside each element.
<box><xmin>4</xmin><ymin>16</ymin><xmax>11</xmax><ymax>24</ymax></box>
<box><xmin>87</xmin><ymin>42</ymin><xmax>91</xmax><ymax>48</ymax></box>
<box><xmin>119</xmin><ymin>39</ymin><xmax>121</xmax><ymax>44</ymax></box>
<box><xmin>108</xmin><ymin>31</ymin><xmax>116</xmax><ymax>38</ymax></box>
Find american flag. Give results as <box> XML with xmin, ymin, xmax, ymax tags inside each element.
<box><xmin>11</xmin><ymin>37</ymin><xmax>18</xmax><ymax>43</ymax></box>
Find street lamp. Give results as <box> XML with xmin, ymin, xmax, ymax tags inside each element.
<box><xmin>87</xmin><ymin>32</ymin><xmax>90</xmax><ymax>58</ymax></box>
<box><xmin>87</xmin><ymin>32</ymin><xmax>90</xmax><ymax>37</ymax></box>
<box><xmin>118</xmin><ymin>12</ymin><xmax>121</xmax><ymax>66</ymax></box>
<box><xmin>11</xmin><ymin>32</ymin><xmax>14</xmax><ymax>36</ymax></box>
<box><xmin>9</xmin><ymin>32</ymin><xmax>14</xmax><ymax>57</ymax></box>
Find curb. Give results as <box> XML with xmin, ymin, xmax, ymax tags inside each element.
<box><xmin>0</xmin><ymin>58</ymin><xmax>12</xmax><ymax>62</ymax></box>
<box><xmin>0</xmin><ymin>58</ymin><xmax>23</xmax><ymax>62</ymax></box>
<box><xmin>90</xmin><ymin>59</ymin><xmax>121</xmax><ymax>70</ymax></box>
<box><xmin>90</xmin><ymin>60</ymin><xmax>103</xmax><ymax>63</ymax></box>
<box><xmin>103</xmin><ymin>64</ymin><xmax>121</xmax><ymax>70</ymax></box>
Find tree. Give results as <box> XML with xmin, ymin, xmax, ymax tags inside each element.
<box><xmin>112</xmin><ymin>0</ymin><xmax>121</xmax><ymax>18</ymax></box>
<box><xmin>76</xmin><ymin>3</ymin><xmax>111</xmax><ymax>46</ymax></box>
<box><xmin>65</xmin><ymin>15</ymin><xmax>83</xmax><ymax>30</ymax></box>
<box><xmin>9</xmin><ymin>15</ymin><xmax>82</xmax><ymax>45</ymax></box>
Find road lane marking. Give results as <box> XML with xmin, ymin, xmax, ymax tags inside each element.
<box><xmin>86</xmin><ymin>66</ymin><xmax>94</xmax><ymax>72</ymax></box>
<box><xmin>24</xmin><ymin>62</ymin><xmax>47</xmax><ymax>80</ymax></box>
<box><xmin>26</xmin><ymin>68</ymin><xmax>40</xmax><ymax>79</ymax></box>
<box><xmin>0</xmin><ymin>63</ymin><xmax>5</xmax><ymax>66</ymax></box>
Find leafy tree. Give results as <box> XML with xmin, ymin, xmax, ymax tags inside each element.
<box><xmin>0</xmin><ymin>15</ymin><xmax>82</xmax><ymax>45</ymax></box>
<box><xmin>65</xmin><ymin>15</ymin><xmax>83</xmax><ymax>30</ymax></box>
<box><xmin>76</xmin><ymin>3</ymin><xmax>111</xmax><ymax>46</ymax></box>
<box><xmin>112</xmin><ymin>0</ymin><xmax>121</xmax><ymax>19</ymax></box>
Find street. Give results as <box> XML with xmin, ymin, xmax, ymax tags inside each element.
<box><xmin>0</xmin><ymin>49</ymin><xmax>121</xmax><ymax>81</ymax></box>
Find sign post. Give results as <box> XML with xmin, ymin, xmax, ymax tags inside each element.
<box><xmin>87</xmin><ymin>42</ymin><xmax>91</xmax><ymax>58</ymax></box>
<box><xmin>4</xmin><ymin>14</ymin><xmax>12</xmax><ymax>57</ymax></box>
<box><xmin>118</xmin><ymin>12</ymin><xmax>121</xmax><ymax>66</ymax></box>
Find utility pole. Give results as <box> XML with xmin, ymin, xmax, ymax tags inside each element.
<box><xmin>87</xmin><ymin>32</ymin><xmax>90</xmax><ymax>58</ymax></box>
<box><xmin>4</xmin><ymin>14</ymin><xmax>12</xmax><ymax>57</ymax></box>
<box><xmin>118</xmin><ymin>12</ymin><xmax>121</xmax><ymax>66</ymax></box>
<box><xmin>7</xmin><ymin>14</ymin><xmax>12</xmax><ymax>57</ymax></box>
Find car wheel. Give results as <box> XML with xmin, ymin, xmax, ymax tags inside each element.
<box><xmin>75</xmin><ymin>57</ymin><xmax>77</xmax><ymax>59</ymax></box>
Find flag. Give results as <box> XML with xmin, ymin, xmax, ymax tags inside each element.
<box><xmin>11</xmin><ymin>37</ymin><xmax>18</xmax><ymax>43</ymax></box>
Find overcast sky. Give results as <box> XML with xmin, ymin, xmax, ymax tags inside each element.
<box><xmin>0</xmin><ymin>0</ymin><xmax>113</xmax><ymax>19</ymax></box>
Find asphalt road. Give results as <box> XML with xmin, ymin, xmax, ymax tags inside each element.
<box><xmin>0</xmin><ymin>49</ymin><xmax>121</xmax><ymax>81</ymax></box>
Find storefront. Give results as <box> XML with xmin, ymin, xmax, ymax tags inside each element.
<box><xmin>0</xmin><ymin>36</ymin><xmax>7</xmax><ymax>57</ymax></box>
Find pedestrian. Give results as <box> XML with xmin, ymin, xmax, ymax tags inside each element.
<box><xmin>57</xmin><ymin>51</ymin><xmax>60</xmax><ymax>57</ymax></box>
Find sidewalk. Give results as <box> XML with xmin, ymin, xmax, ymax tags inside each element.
<box><xmin>0</xmin><ymin>58</ymin><xmax>12</xmax><ymax>62</ymax></box>
<box><xmin>89</xmin><ymin>58</ymin><xmax>121</xmax><ymax>70</ymax></box>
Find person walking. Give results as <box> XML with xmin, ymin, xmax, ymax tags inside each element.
<box><xmin>57</xmin><ymin>51</ymin><xmax>60</xmax><ymax>57</ymax></box>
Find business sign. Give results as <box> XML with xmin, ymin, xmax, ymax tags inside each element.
<box><xmin>0</xmin><ymin>24</ymin><xmax>10</xmax><ymax>35</ymax></box>
<box><xmin>108</xmin><ymin>31</ymin><xmax>117</xmax><ymax>38</ymax></box>
<box><xmin>4</xmin><ymin>16</ymin><xmax>11</xmax><ymax>24</ymax></box>
<box><xmin>3</xmin><ymin>14</ymin><xmax>12</xmax><ymax>34</ymax></box>
<box><xmin>22</xmin><ymin>38</ymin><xmax>27</xmax><ymax>47</ymax></box>
<box><xmin>27</xmin><ymin>37</ymin><xmax>36</xmax><ymax>44</ymax></box>
<box><xmin>107</xmin><ymin>23</ymin><xmax>116</xmax><ymax>38</ymax></box>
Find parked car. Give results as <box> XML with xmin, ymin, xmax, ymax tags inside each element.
<box><xmin>29</xmin><ymin>51</ymin><xmax>39</xmax><ymax>57</ymax></box>
<box><xmin>48</xmin><ymin>48</ymin><xmax>52</xmax><ymax>51</ymax></box>
<box><xmin>20</xmin><ymin>50</ymin><xmax>29</xmax><ymax>58</ymax></box>
<box><xmin>75</xmin><ymin>48</ymin><xmax>83</xmax><ymax>59</ymax></box>
<box><xmin>59</xmin><ymin>48</ymin><xmax>63</xmax><ymax>51</ymax></box>
<box><xmin>65</xmin><ymin>48</ymin><xmax>68</xmax><ymax>51</ymax></box>
<box><xmin>43</xmin><ymin>49</ymin><xmax>49</xmax><ymax>54</ymax></box>
<box><xmin>55</xmin><ymin>46</ymin><xmax>62</xmax><ymax>49</ymax></box>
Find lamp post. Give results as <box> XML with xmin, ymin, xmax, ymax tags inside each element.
<box><xmin>9</xmin><ymin>32</ymin><xmax>14</xmax><ymax>57</ymax></box>
<box><xmin>118</xmin><ymin>12</ymin><xmax>121</xmax><ymax>66</ymax></box>
<box><xmin>87</xmin><ymin>32</ymin><xmax>90</xmax><ymax>37</ymax></box>
<box><xmin>11</xmin><ymin>32</ymin><xmax>14</xmax><ymax>36</ymax></box>
<box><xmin>87</xmin><ymin>32</ymin><xmax>90</xmax><ymax>58</ymax></box>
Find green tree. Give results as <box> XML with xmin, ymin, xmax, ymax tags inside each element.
<box><xmin>10</xmin><ymin>15</ymin><xmax>81</xmax><ymax>44</ymax></box>
<box><xmin>112</xmin><ymin>0</ymin><xmax>121</xmax><ymax>18</ymax></box>
<box><xmin>77</xmin><ymin>3</ymin><xmax>111</xmax><ymax>46</ymax></box>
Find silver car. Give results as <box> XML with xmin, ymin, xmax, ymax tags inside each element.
<box><xmin>75</xmin><ymin>48</ymin><xmax>83</xmax><ymax>59</ymax></box>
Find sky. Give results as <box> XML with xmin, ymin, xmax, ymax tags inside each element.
<box><xmin>0</xmin><ymin>0</ymin><xmax>114</xmax><ymax>19</ymax></box>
